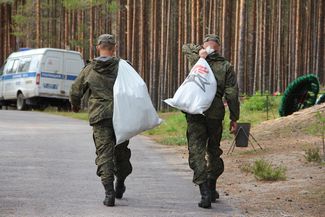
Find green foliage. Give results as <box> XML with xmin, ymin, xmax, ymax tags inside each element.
<box><xmin>242</xmin><ymin>92</ymin><xmax>277</xmax><ymax>112</ymax></box>
<box><xmin>144</xmin><ymin>112</ymin><xmax>187</xmax><ymax>146</ymax></box>
<box><xmin>11</xmin><ymin>14</ymin><xmax>27</xmax><ymax>38</ymax></box>
<box><xmin>107</xmin><ymin>1</ymin><xmax>118</xmax><ymax>13</ymax></box>
<box><xmin>62</xmin><ymin>0</ymin><xmax>114</xmax><ymax>10</ymax></box>
<box><xmin>62</xmin><ymin>0</ymin><xmax>89</xmax><ymax>10</ymax></box>
<box><xmin>9</xmin><ymin>0</ymin><xmax>36</xmax><ymax>47</ymax></box>
<box><xmin>145</xmin><ymin>112</ymin><xmax>187</xmax><ymax>136</ymax></box>
<box><xmin>12</xmin><ymin>14</ymin><xmax>26</xmax><ymax>25</ymax></box>
<box><xmin>251</xmin><ymin>159</ymin><xmax>287</xmax><ymax>181</ymax></box>
<box><xmin>160</xmin><ymin>136</ymin><xmax>187</xmax><ymax>146</ymax></box>
<box><xmin>0</xmin><ymin>0</ymin><xmax>14</xmax><ymax>4</ymax></box>
<box><xmin>11</xmin><ymin>31</ymin><xmax>24</xmax><ymax>38</ymax></box>
<box><xmin>304</xmin><ymin>148</ymin><xmax>321</xmax><ymax>163</ymax></box>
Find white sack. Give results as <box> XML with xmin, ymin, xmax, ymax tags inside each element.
<box><xmin>164</xmin><ymin>58</ymin><xmax>217</xmax><ymax>114</ymax></box>
<box><xmin>113</xmin><ymin>59</ymin><xmax>162</xmax><ymax>145</ymax></box>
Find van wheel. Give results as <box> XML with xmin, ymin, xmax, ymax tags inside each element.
<box><xmin>17</xmin><ymin>93</ymin><xmax>28</xmax><ymax>111</ymax></box>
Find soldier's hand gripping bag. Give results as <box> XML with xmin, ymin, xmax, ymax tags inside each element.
<box><xmin>164</xmin><ymin>58</ymin><xmax>217</xmax><ymax>114</ymax></box>
<box><xmin>113</xmin><ymin>59</ymin><xmax>162</xmax><ymax>145</ymax></box>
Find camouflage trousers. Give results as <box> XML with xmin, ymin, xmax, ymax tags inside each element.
<box><xmin>92</xmin><ymin>119</ymin><xmax>132</xmax><ymax>185</ymax></box>
<box><xmin>185</xmin><ymin>114</ymin><xmax>224</xmax><ymax>185</ymax></box>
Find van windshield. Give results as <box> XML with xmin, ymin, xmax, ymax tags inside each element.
<box><xmin>3</xmin><ymin>59</ymin><xmax>15</xmax><ymax>74</ymax></box>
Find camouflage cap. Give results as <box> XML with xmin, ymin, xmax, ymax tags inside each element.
<box><xmin>203</xmin><ymin>34</ymin><xmax>221</xmax><ymax>45</ymax></box>
<box><xmin>97</xmin><ymin>34</ymin><xmax>116</xmax><ymax>45</ymax></box>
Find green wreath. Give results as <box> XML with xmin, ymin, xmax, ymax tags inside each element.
<box><xmin>316</xmin><ymin>94</ymin><xmax>325</xmax><ymax>105</ymax></box>
<box><xmin>279</xmin><ymin>74</ymin><xmax>320</xmax><ymax>117</ymax></box>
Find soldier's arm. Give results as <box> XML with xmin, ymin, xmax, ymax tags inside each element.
<box><xmin>69</xmin><ymin>64</ymin><xmax>91</xmax><ymax>109</ymax></box>
<box><xmin>182</xmin><ymin>44</ymin><xmax>202</xmax><ymax>67</ymax></box>
<box><xmin>224</xmin><ymin>64</ymin><xmax>240</xmax><ymax>121</ymax></box>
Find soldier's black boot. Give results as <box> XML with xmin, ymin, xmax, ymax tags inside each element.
<box><xmin>207</xmin><ymin>179</ymin><xmax>219</xmax><ymax>203</ymax></box>
<box><xmin>115</xmin><ymin>178</ymin><xmax>126</xmax><ymax>199</ymax></box>
<box><xmin>198</xmin><ymin>182</ymin><xmax>211</xmax><ymax>208</ymax></box>
<box><xmin>103</xmin><ymin>182</ymin><xmax>115</xmax><ymax>206</ymax></box>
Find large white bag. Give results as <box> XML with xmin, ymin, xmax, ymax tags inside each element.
<box><xmin>164</xmin><ymin>58</ymin><xmax>217</xmax><ymax>114</ymax></box>
<box><xmin>113</xmin><ymin>59</ymin><xmax>162</xmax><ymax>145</ymax></box>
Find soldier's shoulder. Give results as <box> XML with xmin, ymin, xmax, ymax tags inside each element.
<box><xmin>182</xmin><ymin>44</ymin><xmax>202</xmax><ymax>52</ymax></box>
<box><xmin>219</xmin><ymin>58</ymin><xmax>232</xmax><ymax>68</ymax></box>
<box><xmin>82</xmin><ymin>59</ymin><xmax>92</xmax><ymax>68</ymax></box>
<box><xmin>80</xmin><ymin>61</ymin><xmax>94</xmax><ymax>75</ymax></box>
<box><xmin>224</xmin><ymin>60</ymin><xmax>232</xmax><ymax>67</ymax></box>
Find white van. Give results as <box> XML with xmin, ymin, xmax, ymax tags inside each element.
<box><xmin>0</xmin><ymin>48</ymin><xmax>84</xmax><ymax>110</ymax></box>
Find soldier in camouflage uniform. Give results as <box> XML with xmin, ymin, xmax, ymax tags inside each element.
<box><xmin>182</xmin><ymin>34</ymin><xmax>240</xmax><ymax>208</ymax></box>
<box><xmin>70</xmin><ymin>34</ymin><xmax>132</xmax><ymax>207</ymax></box>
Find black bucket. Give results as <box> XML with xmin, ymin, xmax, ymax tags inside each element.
<box><xmin>235</xmin><ymin>123</ymin><xmax>251</xmax><ymax>147</ymax></box>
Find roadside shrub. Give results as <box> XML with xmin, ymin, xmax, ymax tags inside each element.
<box><xmin>304</xmin><ymin>148</ymin><xmax>321</xmax><ymax>163</ymax></box>
<box><xmin>252</xmin><ymin>159</ymin><xmax>286</xmax><ymax>181</ymax></box>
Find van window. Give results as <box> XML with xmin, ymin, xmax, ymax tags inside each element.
<box><xmin>44</xmin><ymin>57</ymin><xmax>60</xmax><ymax>73</ymax></box>
<box><xmin>8</xmin><ymin>59</ymin><xmax>19</xmax><ymax>74</ymax></box>
<box><xmin>17</xmin><ymin>57</ymin><xmax>32</xmax><ymax>73</ymax></box>
<box><xmin>29</xmin><ymin>55</ymin><xmax>42</xmax><ymax>72</ymax></box>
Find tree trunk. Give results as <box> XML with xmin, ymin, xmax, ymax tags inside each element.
<box><xmin>89</xmin><ymin>6</ymin><xmax>94</xmax><ymax>59</ymax></box>
<box><xmin>238</xmin><ymin>0</ymin><xmax>246</xmax><ymax>94</ymax></box>
<box><xmin>36</xmin><ymin>0</ymin><xmax>41</xmax><ymax>48</ymax></box>
<box><xmin>222</xmin><ymin>0</ymin><xmax>231</xmax><ymax>60</ymax></box>
<box><xmin>126</xmin><ymin>0</ymin><xmax>133</xmax><ymax>61</ymax></box>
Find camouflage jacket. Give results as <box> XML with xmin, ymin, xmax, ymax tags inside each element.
<box><xmin>69</xmin><ymin>56</ymin><xmax>120</xmax><ymax>125</ymax></box>
<box><xmin>182</xmin><ymin>44</ymin><xmax>240</xmax><ymax>121</ymax></box>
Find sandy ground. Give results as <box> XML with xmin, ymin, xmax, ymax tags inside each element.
<box><xmin>158</xmin><ymin>104</ymin><xmax>325</xmax><ymax>217</ymax></box>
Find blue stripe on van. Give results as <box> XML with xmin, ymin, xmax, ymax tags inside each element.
<box><xmin>66</xmin><ymin>75</ymin><xmax>77</xmax><ymax>80</ymax></box>
<box><xmin>0</xmin><ymin>72</ymin><xmax>77</xmax><ymax>81</ymax></box>
<box><xmin>2</xmin><ymin>72</ymin><xmax>36</xmax><ymax>80</ymax></box>
<box><xmin>41</xmin><ymin>72</ymin><xmax>65</xmax><ymax>79</ymax></box>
